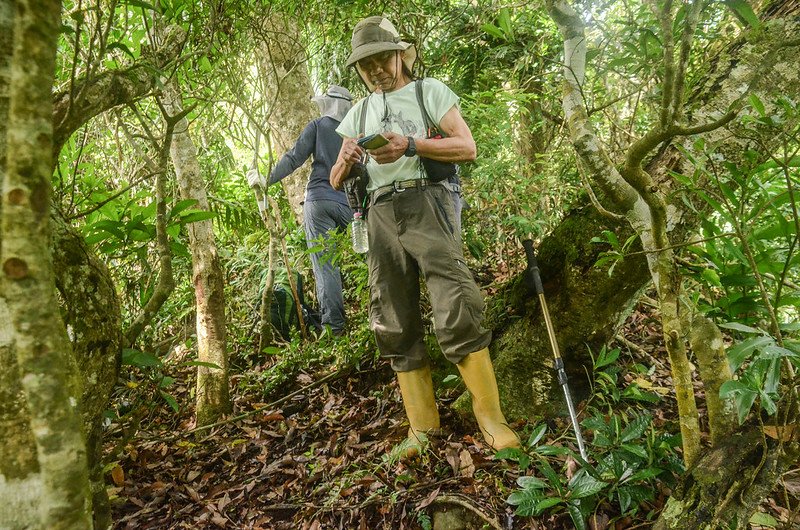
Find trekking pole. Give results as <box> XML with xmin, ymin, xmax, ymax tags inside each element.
<box><xmin>522</xmin><ymin>239</ymin><xmax>589</xmax><ymax>461</ymax></box>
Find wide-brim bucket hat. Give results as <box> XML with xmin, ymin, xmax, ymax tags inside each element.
<box><xmin>346</xmin><ymin>16</ymin><xmax>417</xmax><ymax>75</ymax></box>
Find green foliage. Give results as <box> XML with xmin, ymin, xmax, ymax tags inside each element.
<box><xmin>119</xmin><ymin>347</ymin><xmax>221</xmax><ymax>413</ymax></box>
<box><xmin>676</xmin><ymin>95</ymin><xmax>800</xmax><ymax>425</ymax></box>
<box><xmin>504</xmin><ymin>347</ymin><xmax>682</xmax><ymax>526</ymax></box>
<box><xmin>590</xmin><ymin>230</ymin><xmax>640</xmax><ymax>277</ymax></box>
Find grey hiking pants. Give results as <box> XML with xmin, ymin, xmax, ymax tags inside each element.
<box><xmin>304</xmin><ymin>199</ymin><xmax>353</xmax><ymax>332</ymax></box>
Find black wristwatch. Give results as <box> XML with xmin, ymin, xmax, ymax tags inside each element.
<box><xmin>404</xmin><ymin>136</ymin><xmax>417</xmax><ymax>157</ymax></box>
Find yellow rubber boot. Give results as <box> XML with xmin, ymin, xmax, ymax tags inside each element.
<box><xmin>393</xmin><ymin>365</ymin><xmax>441</xmax><ymax>460</ymax></box>
<box><xmin>457</xmin><ymin>348</ymin><xmax>521</xmax><ymax>451</ymax></box>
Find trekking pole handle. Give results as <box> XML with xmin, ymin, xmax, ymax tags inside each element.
<box><xmin>522</xmin><ymin>239</ymin><xmax>544</xmax><ymax>295</ymax></box>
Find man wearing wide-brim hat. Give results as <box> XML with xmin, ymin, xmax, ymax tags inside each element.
<box><xmin>330</xmin><ymin>16</ymin><xmax>520</xmax><ymax>458</ymax></box>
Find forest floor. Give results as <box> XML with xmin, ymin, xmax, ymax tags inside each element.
<box><xmin>105</xmin><ymin>301</ymin><xmax>800</xmax><ymax>529</ymax></box>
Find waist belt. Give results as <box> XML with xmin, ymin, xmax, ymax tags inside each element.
<box><xmin>370</xmin><ymin>178</ymin><xmax>434</xmax><ymax>205</ymax></box>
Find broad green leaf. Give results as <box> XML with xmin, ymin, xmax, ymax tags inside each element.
<box><xmin>701</xmin><ymin>268</ymin><xmax>722</xmax><ymax>287</ymax></box>
<box><xmin>719</xmin><ymin>322</ymin><xmax>762</xmax><ymax>333</ymax></box>
<box><xmin>480</xmin><ymin>23</ymin><xmax>504</xmax><ymax>39</ymax></box>
<box><xmin>497</xmin><ymin>8</ymin><xmax>513</xmax><ymax>39</ymax></box>
<box><xmin>169</xmin><ymin>199</ymin><xmax>200</xmax><ymax>219</ymax></box>
<box><xmin>121</xmin><ymin>348</ymin><xmax>161</xmax><ymax>368</ymax></box>
<box><xmin>749</xmin><ymin>511</ymin><xmax>778</xmax><ymax>526</ymax></box>
<box><xmin>517</xmin><ymin>476</ymin><xmax>548</xmax><ymax>489</ymax></box>
<box><xmin>569</xmin><ymin>471</ymin><xmax>607</xmax><ymax>499</ymax></box>
<box><xmin>126</xmin><ymin>0</ymin><xmax>157</xmax><ymax>10</ymax></box>
<box><xmin>526</xmin><ymin>423</ymin><xmax>548</xmax><ymax>448</ymax></box>
<box><xmin>748</xmin><ymin>93</ymin><xmax>765</xmax><ymax>116</ymax></box>
<box><xmin>159</xmin><ymin>390</ymin><xmax>179</xmax><ymax>412</ymax></box>
<box><xmin>721</xmin><ymin>0</ymin><xmax>761</xmax><ymax>29</ymax></box>
<box><xmin>534</xmin><ymin>497</ymin><xmax>562</xmax><ymax>513</ymax></box>
<box><xmin>595</xmin><ymin>347</ymin><xmax>619</xmax><ymax>369</ymax></box>
<box><xmin>566</xmin><ymin>501</ymin><xmax>587</xmax><ymax>530</ymax></box>
<box><xmin>620</xmin><ymin>414</ymin><xmax>651</xmax><ymax>443</ymax></box>
<box><xmin>624</xmin><ymin>468</ymin><xmax>662</xmax><ymax>483</ymax></box>
<box><xmin>727</xmin><ymin>335</ymin><xmax>773</xmax><ymax>372</ymax></box>
<box><xmin>620</xmin><ymin>443</ymin><xmax>649</xmax><ymax>459</ymax></box>
<box><xmin>180</xmin><ymin>210</ymin><xmax>217</xmax><ymax>223</ymax></box>
<box><xmin>107</xmin><ymin>41</ymin><xmax>136</xmax><ymax>59</ymax></box>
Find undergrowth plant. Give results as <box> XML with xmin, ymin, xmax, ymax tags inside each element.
<box><xmin>502</xmin><ymin>346</ymin><xmax>683</xmax><ymax>528</ymax></box>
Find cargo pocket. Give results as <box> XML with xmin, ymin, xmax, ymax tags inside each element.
<box><xmin>433</xmin><ymin>194</ymin><xmax>455</xmax><ymax>237</ymax></box>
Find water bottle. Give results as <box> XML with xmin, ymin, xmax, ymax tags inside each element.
<box><xmin>351</xmin><ymin>211</ymin><xmax>368</xmax><ymax>253</ymax></box>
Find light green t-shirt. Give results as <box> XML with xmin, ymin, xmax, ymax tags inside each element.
<box><xmin>336</xmin><ymin>78</ymin><xmax>459</xmax><ymax>191</ymax></box>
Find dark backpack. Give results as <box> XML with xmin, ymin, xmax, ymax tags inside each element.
<box><xmin>270</xmin><ymin>274</ymin><xmax>321</xmax><ymax>341</ymax></box>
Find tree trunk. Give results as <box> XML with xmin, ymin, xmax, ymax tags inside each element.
<box><xmin>0</xmin><ymin>5</ymin><xmax>41</xmax><ymax>527</ymax></box>
<box><xmin>161</xmin><ymin>82</ymin><xmax>231</xmax><ymax>427</ymax></box>
<box><xmin>0</xmin><ymin>1</ymin><xmax>93</xmax><ymax>528</ymax></box>
<box><xmin>51</xmin><ymin>212</ymin><xmax>122</xmax><ymax>530</ymax></box>
<box><xmin>256</xmin><ymin>14</ymin><xmax>316</xmax><ymax>221</ymax></box>
<box><xmin>654</xmin><ymin>426</ymin><xmax>799</xmax><ymax>529</ymax></box>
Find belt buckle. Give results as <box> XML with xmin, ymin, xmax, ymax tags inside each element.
<box><xmin>393</xmin><ymin>180</ymin><xmax>407</xmax><ymax>193</ymax></box>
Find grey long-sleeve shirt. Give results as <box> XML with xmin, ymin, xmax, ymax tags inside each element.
<box><xmin>269</xmin><ymin>116</ymin><xmax>349</xmax><ymax>206</ymax></box>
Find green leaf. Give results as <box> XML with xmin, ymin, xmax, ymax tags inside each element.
<box><xmin>721</xmin><ymin>0</ymin><xmax>761</xmax><ymax>29</ymax></box>
<box><xmin>480</xmin><ymin>23</ymin><xmax>504</xmax><ymax>39</ymax></box>
<box><xmin>620</xmin><ymin>414</ymin><xmax>651</xmax><ymax>443</ymax></box>
<box><xmin>734</xmin><ymin>390</ymin><xmax>757</xmax><ymax>424</ymax></box>
<box><xmin>534</xmin><ymin>497</ymin><xmax>563</xmax><ymax>513</ymax></box>
<box><xmin>180</xmin><ymin>210</ymin><xmax>217</xmax><ymax>223</ymax></box>
<box><xmin>727</xmin><ymin>335</ymin><xmax>773</xmax><ymax>372</ymax></box>
<box><xmin>569</xmin><ymin>471</ymin><xmax>608</xmax><ymax>499</ymax></box>
<box><xmin>517</xmin><ymin>476</ymin><xmax>548</xmax><ymax>489</ymax></box>
<box><xmin>536</xmin><ymin>444</ymin><xmax>572</xmax><ymax>456</ymax></box>
<box><xmin>126</xmin><ymin>0</ymin><xmax>157</xmax><ymax>10</ymax></box>
<box><xmin>526</xmin><ymin>424</ymin><xmax>548</xmax><ymax>448</ymax></box>
<box><xmin>567</xmin><ymin>501</ymin><xmax>587</xmax><ymax>530</ymax></box>
<box><xmin>595</xmin><ymin>347</ymin><xmax>619</xmax><ymax>369</ymax></box>
<box><xmin>719</xmin><ymin>322</ymin><xmax>762</xmax><ymax>333</ymax></box>
<box><xmin>624</xmin><ymin>468</ymin><xmax>662</xmax><ymax>483</ymax></box>
<box><xmin>701</xmin><ymin>268</ymin><xmax>722</xmax><ymax>287</ymax></box>
<box><xmin>749</xmin><ymin>511</ymin><xmax>778</xmax><ymax>527</ymax></box>
<box><xmin>121</xmin><ymin>348</ymin><xmax>161</xmax><ymax>368</ymax></box>
<box><xmin>620</xmin><ymin>443</ymin><xmax>649</xmax><ymax>459</ymax></box>
<box><xmin>159</xmin><ymin>390</ymin><xmax>179</xmax><ymax>412</ymax></box>
<box><xmin>618</xmin><ymin>488</ymin><xmax>632</xmax><ymax>513</ymax></box>
<box><xmin>107</xmin><ymin>42</ymin><xmax>136</xmax><ymax>59</ymax></box>
<box><xmin>759</xmin><ymin>389</ymin><xmax>777</xmax><ymax>416</ymax></box>
<box><xmin>180</xmin><ymin>361</ymin><xmax>223</xmax><ymax>369</ymax></box>
<box><xmin>497</xmin><ymin>8</ymin><xmax>513</xmax><ymax>39</ymax></box>
<box><xmin>169</xmin><ymin>199</ymin><xmax>200</xmax><ymax>219</ymax></box>
<box><xmin>441</xmin><ymin>374</ymin><xmax>459</xmax><ymax>385</ymax></box>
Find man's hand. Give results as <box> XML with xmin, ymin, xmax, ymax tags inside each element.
<box><xmin>369</xmin><ymin>131</ymin><xmax>408</xmax><ymax>164</ymax></box>
<box><xmin>330</xmin><ymin>138</ymin><xmax>365</xmax><ymax>190</ymax></box>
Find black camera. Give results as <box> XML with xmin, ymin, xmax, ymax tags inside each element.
<box><xmin>343</xmin><ymin>162</ymin><xmax>369</xmax><ymax>211</ymax></box>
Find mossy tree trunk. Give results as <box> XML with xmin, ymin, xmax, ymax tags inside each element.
<box><xmin>0</xmin><ymin>1</ymin><xmax>94</xmax><ymax>528</ymax></box>
<box><xmin>51</xmin><ymin>212</ymin><xmax>122</xmax><ymax>530</ymax></box>
<box><xmin>653</xmin><ymin>426</ymin><xmax>799</xmax><ymax>530</ymax></box>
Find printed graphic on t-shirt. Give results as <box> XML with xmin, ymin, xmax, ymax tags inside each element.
<box><xmin>380</xmin><ymin>107</ymin><xmax>423</xmax><ymax>137</ymax></box>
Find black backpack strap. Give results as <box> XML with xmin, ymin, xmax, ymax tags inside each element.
<box><xmin>415</xmin><ymin>79</ymin><xmax>437</xmax><ymax>135</ymax></box>
<box><xmin>359</xmin><ymin>94</ymin><xmax>370</xmax><ymax>136</ymax></box>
